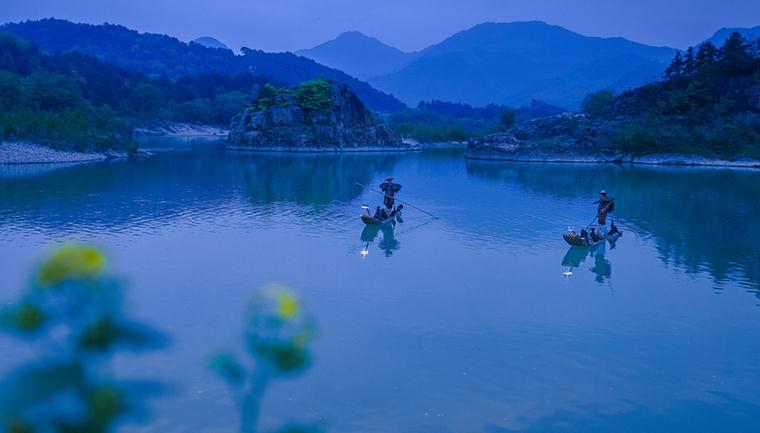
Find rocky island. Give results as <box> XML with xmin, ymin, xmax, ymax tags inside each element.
<box><xmin>228</xmin><ymin>79</ymin><xmax>417</xmax><ymax>152</ymax></box>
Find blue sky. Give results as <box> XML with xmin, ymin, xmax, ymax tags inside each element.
<box><xmin>1</xmin><ymin>0</ymin><xmax>758</xmax><ymax>52</ymax></box>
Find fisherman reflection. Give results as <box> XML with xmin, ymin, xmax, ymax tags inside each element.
<box><xmin>591</xmin><ymin>248</ymin><xmax>612</xmax><ymax>283</ymax></box>
<box><xmin>561</xmin><ymin>243</ymin><xmax>612</xmax><ymax>283</ymax></box>
<box><xmin>360</xmin><ymin>224</ymin><xmax>400</xmax><ymax>257</ymax></box>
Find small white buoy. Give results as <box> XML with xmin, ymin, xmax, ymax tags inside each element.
<box><xmin>563</xmin><ymin>271</ymin><xmax>573</xmax><ymax>277</ymax></box>
<box><xmin>360</xmin><ymin>249</ymin><xmax>369</xmax><ymax>257</ymax></box>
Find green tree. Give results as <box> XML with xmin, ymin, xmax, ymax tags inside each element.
<box><xmin>499</xmin><ymin>109</ymin><xmax>516</xmax><ymax>130</ymax></box>
<box><xmin>254</xmin><ymin>83</ymin><xmax>291</xmax><ymax>111</ymax></box>
<box><xmin>665</xmin><ymin>51</ymin><xmax>685</xmax><ymax>78</ymax></box>
<box><xmin>581</xmin><ymin>89</ymin><xmax>615</xmax><ymax>117</ymax></box>
<box><xmin>294</xmin><ymin>78</ymin><xmax>333</xmax><ymax>117</ymax></box>
<box><xmin>719</xmin><ymin>31</ymin><xmax>754</xmax><ymax>76</ymax></box>
<box><xmin>0</xmin><ymin>70</ymin><xmax>24</xmax><ymax>111</ymax></box>
<box><xmin>130</xmin><ymin>82</ymin><xmax>165</xmax><ymax>120</ymax></box>
<box><xmin>696</xmin><ymin>41</ymin><xmax>718</xmax><ymax>66</ymax></box>
<box><xmin>212</xmin><ymin>91</ymin><xmax>249</xmax><ymax>125</ymax></box>
<box><xmin>683</xmin><ymin>46</ymin><xmax>696</xmax><ymax>75</ymax></box>
<box><xmin>26</xmin><ymin>72</ymin><xmax>83</xmax><ymax>111</ymax></box>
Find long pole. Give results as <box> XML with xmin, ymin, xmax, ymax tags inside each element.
<box><xmin>354</xmin><ymin>181</ymin><xmax>439</xmax><ymax>220</ymax></box>
<box><xmin>584</xmin><ymin>199</ymin><xmax>614</xmax><ymax>231</ymax></box>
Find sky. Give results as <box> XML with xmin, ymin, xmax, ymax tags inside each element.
<box><xmin>1</xmin><ymin>0</ymin><xmax>759</xmax><ymax>52</ymax></box>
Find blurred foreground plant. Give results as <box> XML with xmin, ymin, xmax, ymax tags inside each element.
<box><xmin>0</xmin><ymin>245</ymin><xmax>166</xmax><ymax>433</ymax></box>
<box><xmin>210</xmin><ymin>285</ymin><xmax>316</xmax><ymax>433</ymax></box>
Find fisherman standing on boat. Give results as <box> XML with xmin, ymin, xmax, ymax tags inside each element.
<box><xmin>594</xmin><ymin>190</ymin><xmax>615</xmax><ymax>235</ymax></box>
<box><xmin>379</xmin><ymin>177</ymin><xmax>402</xmax><ymax>210</ymax></box>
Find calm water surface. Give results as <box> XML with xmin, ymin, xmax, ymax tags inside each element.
<box><xmin>1</xmin><ymin>140</ymin><xmax>759</xmax><ymax>433</ymax></box>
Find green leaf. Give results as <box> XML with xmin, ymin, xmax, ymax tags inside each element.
<box><xmin>209</xmin><ymin>353</ymin><xmax>246</xmax><ymax>386</ymax></box>
<box><xmin>0</xmin><ymin>303</ymin><xmax>46</xmax><ymax>333</ymax></box>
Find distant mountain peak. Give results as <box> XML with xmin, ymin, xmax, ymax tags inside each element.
<box><xmin>296</xmin><ymin>30</ymin><xmax>414</xmax><ymax>80</ymax></box>
<box><xmin>335</xmin><ymin>30</ymin><xmax>372</xmax><ymax>39</ymax></box>
<box><xmin>705</xmin><ymin>26</ymin><xmax>760</xmax><ymax>47</ymax></box>
<box><xmin>192</xmin><ymin>36</ymin><xmax>229</xmax><ymax>50</ymax></box>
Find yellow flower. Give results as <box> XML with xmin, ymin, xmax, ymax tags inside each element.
<box><xmin>275</xmin><ymin>290</ymin><xmax>299</xmax><ymax>319</ymax></box>
<box><xmin>36</xmin><ymin>246</ymin><xmax>105</xmax><ymax>287</ymax></box>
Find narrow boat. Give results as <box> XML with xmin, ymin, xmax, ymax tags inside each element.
<box><xmin>360</xmin><ymin>204</ymin><xmax>402</xmax><ymax>226</ymax></box>
<box><xmin>361</xmin><ymin>214</ymin><xmax>396</xmax><ymax>226</ymax></box>
<box><xmin>563</xmin><ymin>231</ymin><xmax>622</xmax><ymax>247</ymax></box>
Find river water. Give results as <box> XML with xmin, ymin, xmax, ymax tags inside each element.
<box><xmin>1</xmin><ymin>139</ymin><xmax>759</xmax><ymax>433</ymax></box>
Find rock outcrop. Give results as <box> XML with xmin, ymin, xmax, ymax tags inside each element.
<box><xmin>466</xmin><ymin>113</ymin><xmax>624</xmax><ymax>162</ymax></box>
<box><xmin>228</xmin><ymin>80</ymin><xmax>417</xmax><ymax>152</ymax></box>
<box><xmin>465</xmin><ymin>113</ymin><xmax>760</xmax><ymax>168</ymax></box>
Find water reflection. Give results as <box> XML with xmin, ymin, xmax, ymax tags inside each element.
<box><xmin>0</xmin><ymin>147</ymin><xmax>402</xmax><ymax>235</ymax></box>
<box><xmin>359</xmin><ymin>223</ymin><xmax>400</xmax><ymax>257</ymax></box>
<box><xmin>562</xmin><ymin>243</ymin><xmax>613</xmax><ymax>283</ymax></box>
<box><xmin>466</xmin><ymin>160</ymin><xmax>760</xmax><ymax>293</ymax></box>
<box><xmin>231</xmin><ymin>152</ymin><xmax>401</xmax><ymax>206</ymax></box>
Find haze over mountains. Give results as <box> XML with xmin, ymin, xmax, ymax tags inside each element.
<box><xmin>300</xmin><ymin>21</ymin><xmax>676</xmax><ymax>109</ymax></box>
<box><xmin>299</xmin><ymin>21</ymin><xmax>760</xmax><ymax>109</ymax></box>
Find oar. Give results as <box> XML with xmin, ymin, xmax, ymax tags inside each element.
<box><xmin>353</xmin><ymin>181</ymin><xmax>439</xmax><ymax>220</ymax></box>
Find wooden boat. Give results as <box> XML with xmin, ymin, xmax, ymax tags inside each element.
<box><xmin>563</xmin><ymin>231</ymin><xmax>622</xmax><ymax>247</ymax></box>
<box><xmin>361</xmin><ymin>214</ymin><xmax>396</xmax><ymax>226</ymax></box>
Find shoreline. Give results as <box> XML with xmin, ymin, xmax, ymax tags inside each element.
<box><xmin>0</xmin><ymin>142</ymin><xmax>132</xmax><ymax>165</ymax></box>
<box><xmin>134</xmin><ymin>123</ymin><xmax>228</xmax><ymax>137</ymax></box>
<box><xmin>464</xmin><ymin>152</ymin><xmax>760</xmax><ymax>169</ymax></box>
<box><xmin>226</xmin><ymin>145</ymin><xmax>422</xmax><ymax>153</ymax></box>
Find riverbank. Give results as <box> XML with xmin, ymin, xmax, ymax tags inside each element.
<box><xmin>227</xmin><ymin>145</ymin><xmax>421</xmax><ymax>153</ymax></box>
<box><xmin>464</xmin><ymin>150</ymin><xmax>760</xmax><ymax>169</ymax></box>
<box><xmin>402</xmin><ymin>137</ymin><xmax>466</xmax><ymax>149</ymax></box>
<box><xmin>465</xmin><ymin>114</ymin><xmax>760</xmax><ymax>169</ymax></box>
<box><xmin>134</xmin><ymin>123</ymin><xmax>228</xmax><ymax>137</ymax></box>
<box><xmin>0</xmin><ymin>142</ymin><xmax>131</xmax><ymax>164</ymax></box>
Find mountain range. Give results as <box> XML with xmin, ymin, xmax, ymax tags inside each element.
<box><xmin>3</xmin><ymin>19</ymin><xmax>757</xmax><ymax>112</ymax></box>
<box><xmin>378</xmin><ymin>21</ymin><xmax>675</xmax><ymax>108</ymax></box>
<box><xmin>0</xmin><ymin>19</ymin><xmax>405</xmax><ymax>112</ymax></box>
<box><xmin>298</xmin><ymin>22</ymin><xmax>760</xmax><ymax>109</ymax></box>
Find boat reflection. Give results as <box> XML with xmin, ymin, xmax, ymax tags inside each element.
<box><xmin>359</xmin><ymin>223</ymin><xmax>400</xmax><ymax>257</ymax></box>
<box><xmin>562</xmin><ymin>242</ymin><xmax>613</xmax><ymax>283</ymax></box>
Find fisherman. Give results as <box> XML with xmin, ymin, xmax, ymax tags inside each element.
<box><xmin>373</xmin><ymin>206</ymin><xmax>389</xmax><ymax>221</ymax></box>
<box><xmin>379</xmin><ymin>177</ymin><xmax>402</xmax><ymax>210</ymax></box>
<box><xmin>593</xmin><ymin>190</ymin><xmax>615</xmax><ymax>235</ymax></box>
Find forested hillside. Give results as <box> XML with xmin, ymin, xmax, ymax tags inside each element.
<box><xmin>1</xmin><ymin>19</ymin><xmax>406</xmax><ymax>112</ymax></box>
<box><xmin>0</xmin><ymin>34</ymin><xmax>272</xmax><ymax>150</ymax></box>
<box><xmin>593</xmin><ymin>32</ymin><xmax>760</xmax><ymax>157</ymax></box>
